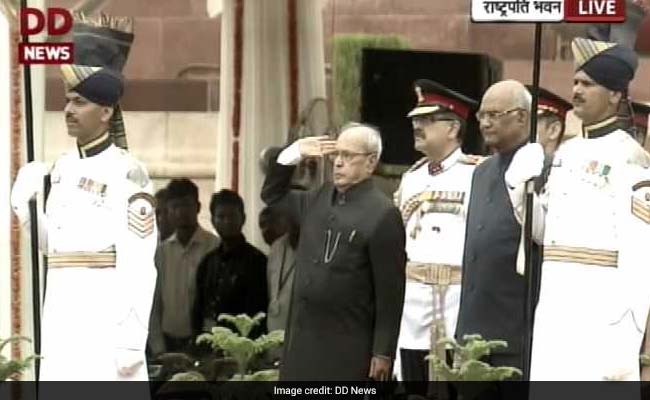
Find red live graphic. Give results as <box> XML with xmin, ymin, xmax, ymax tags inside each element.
<box><xmin>565</xmin><ymin>0</ymin><xmax>626</xmax><ymax>22</ymax></box>
<box><xmin>19</xmin><ymin>7</ymin><xmax>74</xmax><ymax>64</ymax></box>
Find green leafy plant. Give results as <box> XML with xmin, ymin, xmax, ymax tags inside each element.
<box><xmin>426</xmin><ymin>334</ymin><xmax>522</xmax><ymax>382</ymax></box>
<box><xmin>196</xmin><ymin>313</ymin><xmax>284</xmax><ymax>381</ymax></box>
<box><xmin>218</xmin><ymin>313</ymin><xmax>266</xmax><ymax>339</ymax></box>
<box><xmin>0</xmin><ymin>336</ymin><xmax>37</xmax><ymax>381</ymax></box>
<box><xmin>169</xmin><ymin>371</ymin><xmax>207</xmax><ymax>381</ymax></box>
<box><xmin>230</xmin><ymin>369</ymin><xmax>280</xmax><ymax>381</ymax></box>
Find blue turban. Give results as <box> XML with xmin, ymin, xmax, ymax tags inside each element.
<box><xmin>572</xmin><ymin>38</ymin><xmax>638</xmax><ymax>92</ymax></box>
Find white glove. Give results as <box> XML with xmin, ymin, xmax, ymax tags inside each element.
<box><xmin>115</xmin><ymin>348</ymin><xmax>145</xmax><ymax>377</ymax></box>
<box><xmin>504</xmin><ymin>143</ymin><xmax>544</xmax><ymax>189</ymax></box>
<box><xmin>10</xmin><ymin>161</ymin><xmax>49</xmax><ymax>223</ymax></box>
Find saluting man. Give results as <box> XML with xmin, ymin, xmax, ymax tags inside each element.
<box><xmin>262</xmin><ymin>123</ymin><xmax>406</xmax><ymax>381</ymax></box>
<box><xmin>394</xmin><ymin>80</ymin><xmax>481</xmax><ymax>384</ymax></box>
<box><xmin>10</xmin><ymin>13</ymin><xmax>157</xmax><ymax>381</ymax></box>
<box><xmin>506</xmin><ymin>38</ymin><xmax>650</xmax><ymax>380</ymax></box>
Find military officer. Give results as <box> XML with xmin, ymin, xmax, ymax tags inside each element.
<box><xmin>394</xmin><ymin>80</ymin><xmax>480</xmax><ymax>384</ymax></box>
<box><xmin>506</xmin><ymin>38</ymin><xmax>650</xmax><ymax>380</ymax></box>
<box><xmin>10</xmin><ymin>13</ymin><xmax>157</xmax><ymax>381</ymax></box>
<box><xmin>526</xmin><ymin>86</ymin><xmax>572</xmax><ymax>157</ymax></box>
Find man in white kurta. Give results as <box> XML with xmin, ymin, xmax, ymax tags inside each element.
<box><xmin>394</xmin><ymin>80</ymin><xmax>480</xmax><ymax>384</ymax></box>
<box><xmin>506</xmin><ymin>38</ymin><xmax>650</xmax><ymax>381</ymax></box>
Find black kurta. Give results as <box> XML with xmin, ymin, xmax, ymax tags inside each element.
<box><xmin>455</xmin><ymin>147</ymin><xmax>526</xmax><ymax>371</ymax></box>
<box><xmin>261</xmin><ymin>160</ymin><xmax>406</xmax><ymax>381</ymax></box>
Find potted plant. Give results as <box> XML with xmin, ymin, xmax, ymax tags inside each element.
<box><xmin>196</xmin><ymin>312</ymin><xmax>284</xmax><ymax>381</ymax></box>
<box><xmin>426</xmin><ymin>334</ymin><xmax>522</xmax><ymax>400</ymax></box>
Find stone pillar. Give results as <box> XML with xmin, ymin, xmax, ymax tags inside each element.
<box><xmin>216</xmin><ymin>0</ymin><xmax>326</xmax><ymax>249</ymax></box>
<box><xmin>2</xmin><ymin>0</ymin><xmax>46</xmax><ymax>379</ymax></box>
<box><xmin>0</xmin><ymin>7</ymin><xmax>12</xmax><ymax>351</ymax></box>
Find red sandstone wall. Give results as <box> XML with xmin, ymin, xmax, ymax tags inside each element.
<box><xmin>44</xmin><ymin>0</ymin><xmax>650</xmax><ymax>110</ymax></box>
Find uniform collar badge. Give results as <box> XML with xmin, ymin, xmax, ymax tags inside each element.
<box><xmin>428</xmin><ymin>162</ymin><xmax>443</xmax><ymax>176</ymax></box>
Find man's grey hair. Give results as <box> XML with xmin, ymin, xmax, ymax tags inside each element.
<box><xmin>515</xmin><ymin>87</ymin><xmax>532</xmax><ymax>132</ymax></box>
<box><xmin>513</xmin><ymin>83</ymin><xmax>532</xmax><ymax>112</ymax></box>
<box><xmin>340</xmin><ymin>122</ymin><xmax>383</xmax><ymax>160</ymax></box>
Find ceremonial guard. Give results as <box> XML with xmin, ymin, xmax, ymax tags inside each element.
<box><xmin>394</xmin><ymin>80</ymin><xmax>480</xmax><ymax>382</ymax></box>
<box><xmin>10</xmin><ymin>14</ymin><xmax>157</xmax><ymax>380</ymax></box>
<box><xmin>506</xmin><ymin>38</ymin><xmax>650</xmax><ymax>380</ymax></box>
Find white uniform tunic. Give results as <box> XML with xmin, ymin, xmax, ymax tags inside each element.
<box><xmin>517</xmin><ymin>126</ymin><xmax>650</xmax><ymax>381</ymax></box>
<box><xmin>394</xmin><ymin>149</ymin><xmax>477</xmax><ymax>352</ymax></box>
<box><xmin>13</xmin><ymin>138</ymin><xmax>157</xmax><ymax>381</ymax></box>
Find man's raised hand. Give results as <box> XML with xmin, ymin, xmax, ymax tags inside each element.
<box><xmin>297</xmin><ymin>136</ymin><xmax>337</xmax><ymax>158</ymax></box>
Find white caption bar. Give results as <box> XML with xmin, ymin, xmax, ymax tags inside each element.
<box><xmin>471</xmin><ymin>0</ymin><xmax>564</xmax><ymax>22</ymax></box>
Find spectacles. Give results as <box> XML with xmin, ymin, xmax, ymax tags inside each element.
<box><xmin>475</xmin><ymin>108</ymin><xmax>525</xmax><ymax>122</ymax></box>
<box><xmin>327</xmin><ymin>151</ymin><xmax>375</xmax><ymax>163</ymax></box>
<box><xmin>412</xmin><ymin>118</ymin><xmax>456</xmax><ymax>129</ymax></box>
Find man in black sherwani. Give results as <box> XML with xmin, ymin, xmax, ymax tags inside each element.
<box><xmin>261</xmin><ymin>123</ymin><xmax>406</xmax><ymax>381</ymax></box>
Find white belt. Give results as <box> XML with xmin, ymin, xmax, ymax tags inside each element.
<box><xmin>48</xmin><ymin>251</ymin><xmax>116</xmax><ymax>269</ymax></box>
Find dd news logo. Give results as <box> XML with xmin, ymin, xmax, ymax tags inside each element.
<box><xmin>18</xmin><ymin>8</ymin><xmax>74</xmax><ymax>65</ymax></box>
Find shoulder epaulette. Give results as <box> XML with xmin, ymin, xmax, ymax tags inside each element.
<box><xmin>619</xmin><ymin>132</ymin><xmax>650</xmax><ymax>168</ymax></box>
<box><xmin>394</xmin><ymin>158</ymin><xmax>428</xmax><ymax>208</ymax></box>
<box><xmin>126</xmin><ymin>159</ymin><xmax>150</xmax><ymax>189</ymax></box>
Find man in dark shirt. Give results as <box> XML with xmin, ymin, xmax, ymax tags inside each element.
<box><xmin>262</xmin><ymin>123</ymin><xmax>406</xmax><ymax>381</ymax></box>
<box><xmin>193</xmin><ymin>189</ymin><xmax>268</xmax><ymax>338</ymax></box>
<box><xmin>456</xmin><ymin>80</ymin><xmax>532</xmax><ymax>375</ymax></box>
<box><xmin>259</xmin><ymin>206</ymin><xmax>290</xmax><ymax>246</ymax></box>
<box><xmin>155</xmin><ymin>187</ymin><xmax>175</xmax><ymax>243</ymax></box>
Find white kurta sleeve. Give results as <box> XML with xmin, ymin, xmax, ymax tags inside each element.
<box><xmin>114</xmin><ymin>161</ymin><xmax>158</xmax><ymax>354</ymax></box>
